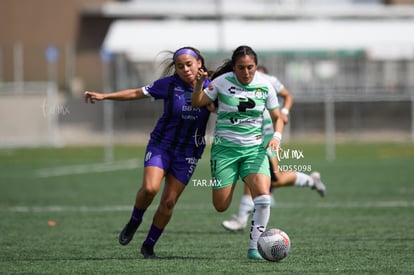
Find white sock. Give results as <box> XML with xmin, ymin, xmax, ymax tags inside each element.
<box><xmin>294</xmin><ymin>172</ymin><xmax>315</xmax><ymax>187</ymax></box>
<box><xmin>238</xmin><ymin>195</ymin><xmax>254</xmax><ymax>225</ymax></box>
<box><xmin>249</xmin><ymin>195</ymin><xmax>271</xmax><ymax>250</ymax></box>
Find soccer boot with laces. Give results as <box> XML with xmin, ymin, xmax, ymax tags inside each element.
<box><xmin>310</xmin><ymin>172</ymin><xmax>326</xmax><ymax>197</ymax></box>
<box><xmin>141</xmin><ymin>244</ymin><xmax>158</xmax><ymax>259</ymax></box>
<box><xmin>119</xmin><ymin>221</ymin><xmax>139</xmax><ymax>245</ymax></box>
<box><xmin>222</xmin><ymin>215</ymin><xmax>247</xmax><ymax>232</ymax></box>
<box><xmin>247</xmin><ymin>249</ymin><xmax>263</xmax><ymax>260</ymax></box>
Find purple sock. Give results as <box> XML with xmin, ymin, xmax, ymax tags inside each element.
<box><xmin>143</xmin><ymin>224</ymin><xmax>164</xmax><ymax>246</ymax></box>
<box><xmin>130</xmin><ymin>206</ymin><xmax>145</xmax><ymax>224</ymax></box>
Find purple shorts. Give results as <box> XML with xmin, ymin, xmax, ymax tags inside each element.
<box><xmin>144</xmin><ymin>143</ymin><xmax>199</xmax><ymax>185</ymax></box>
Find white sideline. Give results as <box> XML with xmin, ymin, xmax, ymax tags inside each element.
<box><xmin>3</xmin><ymin>201</ymin><xmax>413</xmax><ymax>213</ymax></box>
<box><xmin>35</xmin><ymin>159</ymin><xmax>141</xmax><ymax>178</ymax></box>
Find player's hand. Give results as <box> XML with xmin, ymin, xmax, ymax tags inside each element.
<box><xmin>267</xmin><ymin>137</ymin><xmax>281</xmax><ymax>152</ymax></box>
<box><xmin>84</xmin><ymin>91</ymin><xmax>104</xmax><ymax>104</ymax></box>
<box><xmin>196</xmin><ymin>68</ymin><xmax>208</xmax><ymax>83</ymax></box>
<box><xmin>280</xmin><ymin>113</ymin><xmax>289</xmax><ymax>124</ymax></box>
<box><xmin>206</xmin><ymin>102</ymin><xmax>217</xmax><ymax>113</ymax></box>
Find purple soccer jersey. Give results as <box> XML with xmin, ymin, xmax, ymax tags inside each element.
<box><xmin>142</xmin><ymin>74</ymin><xmax>211</xmax><ymax>159</ymax></box>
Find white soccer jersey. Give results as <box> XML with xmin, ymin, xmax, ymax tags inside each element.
<box><xmin>260</xmin><ymin>73</ymin><xmax>286</xmax><ymax>137</ymax></box>
<box><xmin>258</xmin><ymin>72</ymin><xmax>285</xmax><ymax>95</ymax></box>
<box><xmin>204</xmin><ymin>71</ymin><xmax>279</xmax><ymax>146</ymax></box>
<box><xmin>262</xmin><ymin>109</ymin><xmax>274</xmax><ymax>137</ymax></box>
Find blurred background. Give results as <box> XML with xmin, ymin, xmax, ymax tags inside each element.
<box><xmin>0</xmin><ymin>0</ymin><xmax>413</xmax><ymax>160</ymax></box>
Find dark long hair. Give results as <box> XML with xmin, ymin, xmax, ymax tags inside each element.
<box><xmin>211</xmin><ymin>45</ymin><xmax>258</xmax><ymax>80</ymax></box>
<box><xmin>160</xmin><ymin>46</ymin><xmax>208</xmax><ymax>78</ymax></box>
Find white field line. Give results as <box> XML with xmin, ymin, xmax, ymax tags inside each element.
<box><xmin>35</xmin><ymin>159</ymin><xmax>142</xmax><ymax>178</ymax></box>
<box><xmin>2</xmin><ymin>201</ymin><xmax>413</xmax><ymax>213</ymax></box>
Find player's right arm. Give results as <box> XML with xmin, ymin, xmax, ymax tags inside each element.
<box><xmin>278</xmin><ymin>88</ymin><xmax>294</xmax><ymax>124</ymax></box>
<box><xmin>192</xmin><ymin>69</ymin><xmax>212</xmax><ymax>108</ymax></box>
<box><xmin>84</xmin><ymin>88</ymin><xmax>147</xmax><ymax>104</ymax></box>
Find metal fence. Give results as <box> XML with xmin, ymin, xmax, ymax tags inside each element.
<box><xmin>112</xmin><ymin>52</ymin><xmax>414</xmax><ymax>160</ymax></box>
<box><xmin>0</xmin><ymin>45</ymin><xmax>413</xmax><ymax>160</ymax></box>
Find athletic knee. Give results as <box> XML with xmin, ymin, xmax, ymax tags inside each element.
<box><xmin>162</xmin><ymin>198</ymin><xmax>176</xmax><ymax>211</ymax></box>
<box><xmin>155</xmin><ymin>199</ymin><xmax>176</xmax><ymax>218</ymax></box>
<box><xmin>139</xmin><ymin>185</ymin><xmax>158</xmax><ymax>198</ymax></box>
<box><xmin>212</xmin><ymin>186</ymin><xmax>233</xmax><ymax>212</ymax></box>
<box><xmin>214</xmin><ymin>205</ymin><xmax>228</xmax><ymax>212</ymax></box>
<box><xmin>213</xmin><ymin>201</ymin><xmax>230</xmax><ymax>212</ymax></box>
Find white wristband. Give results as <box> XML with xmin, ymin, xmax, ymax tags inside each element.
<box><xmin>281</xmin><ymin>108</ymin><xmax>289</xmax><ymax>115</ymax></box>
<box><xmin>273</xmin><ymin>132</ymin><xmax>282</xmax><ymax>141</ymax></box>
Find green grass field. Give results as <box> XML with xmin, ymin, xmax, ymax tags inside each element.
<box><xmin>0</xmin><ymin>142</ymin><xmax>413</xmax><ymax>274</ymax></box>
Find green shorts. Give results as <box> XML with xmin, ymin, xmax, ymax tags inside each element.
<box><xmin>210</xmin><ymin>143</ymin><xmax>270</xmax><ymax>189</ymax></box>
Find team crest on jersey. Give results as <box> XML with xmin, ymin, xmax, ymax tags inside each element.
<box><xmin>255</xmin><ymin>88</ymin><xmax>265</xmax><ymax>99</ymax></box>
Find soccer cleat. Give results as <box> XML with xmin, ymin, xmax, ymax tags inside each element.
<box><xmin>247</xmin><ymin>249</ymin><xmax>263</xmax><ymax>260</ymax></box>
<box><xmin>119</xmin><ymin>221</ymin><xmax>139</xmax><ymax>245</ymax></box>
<box><xmin>310</xmin><ymin>172</ymin><xmax>326</xmax><ymax>197</ymax></box>
<box><xmin>222</xmin><ymin>215</ymin><xmax>247</xmax><ymax>232</ymax></box>
<box><xmin>141</xmin><ymin>244</ymin><xmax>157</xmax><ymax>259</ymax></box>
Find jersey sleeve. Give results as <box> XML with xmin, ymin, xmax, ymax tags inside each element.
<box><xmin>203</xmin><ymin>81</ymin><xmax>219</xmax><ymax>101</ymax></box>
<box><xmin>141</xmin><ymin>78</ymin><xmax>170</xmax><ymax>99</ymax></box>
<box><xmin>268</xmin><ymin>75</ymin><xmax>285</xmax><ymax>94</ymax></box>
<box><xmin>266</xmin><ymin>84</ymin><xmax>280</xmax><ymax>110</ymax></box>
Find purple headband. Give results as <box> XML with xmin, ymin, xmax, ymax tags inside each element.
<box><xmin>173</xmin><ymin>48</ymin><xmax>199</xmax><ymax>61</ymax></box>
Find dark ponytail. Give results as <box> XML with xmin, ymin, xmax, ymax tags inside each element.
<box><xmin>211</xmin><ymin>45</ymin><xmax>258</xmax><ymax>80</ymax></box>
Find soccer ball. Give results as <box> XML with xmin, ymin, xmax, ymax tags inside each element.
<box><xmin>257</xmin><ymin>228</ymin><xmax>291</xmax><ymax>262</ymax></box>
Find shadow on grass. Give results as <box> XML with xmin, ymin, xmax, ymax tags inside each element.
<box><xmin>113</xmin><ymin>229</ymin><xmax>246</xmax><ymax>236</ymax></box>
<box><xmin>14</xmin><ymin>255</ymin><xmax>217</xmax><ymax>261</ymax></box>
